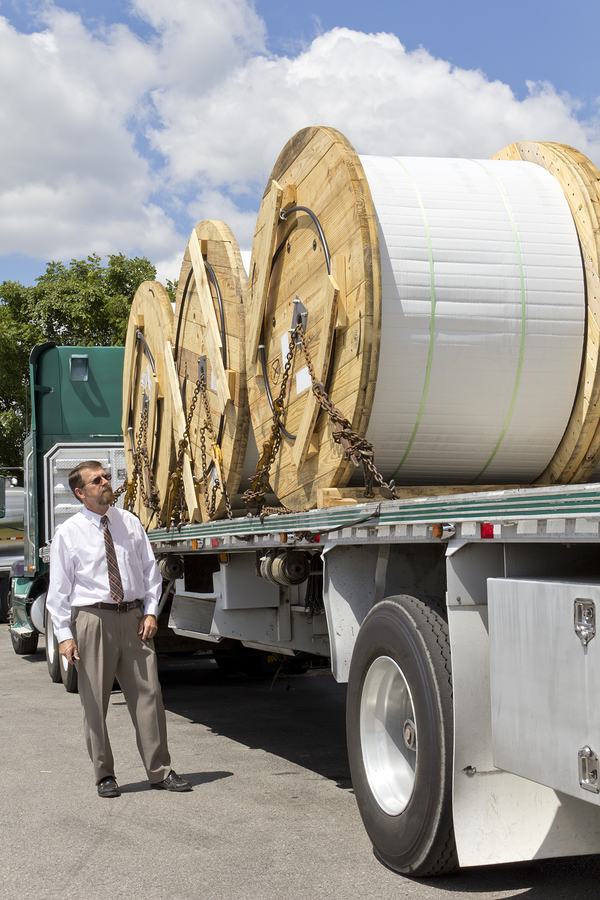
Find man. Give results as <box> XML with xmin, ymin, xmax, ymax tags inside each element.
<box><xmin>46</xmin><ymin>459</ymin><xmax>192</xmax><ymax>798</ymax></box>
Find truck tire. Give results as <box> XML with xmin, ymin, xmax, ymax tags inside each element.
<box><xmin>10</xmin><ymin>626</ymin><xmax>39</xmax><ymax>655</ymax></box>
<box><xmin>60</xmin><ymin>651</ymin><xmax>78</xmax><ymax>693</ymax></box>
<box><xmin>0</xmin><ymin>578</ymin><xmax>10</xmax><ymax>623</ymax></box>
<box><xmin>346</xmin><ymin>595</ymin><xmax>457</xmax><ymax>876</ymax></box>
<box><xmin>45</xmin><ymin>612</ymin><xmax>62</xmax><ymax>683</ymax></box>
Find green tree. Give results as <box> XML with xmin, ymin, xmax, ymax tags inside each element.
<box><xmin>29</xmin><ymin>253</ymin><xmax>156</xmax><ymax>346</ymax></box>
<box><xmin>0</xmin><ymin>291</ymin><xmax>42</xmax><ymax>476</ymax></box>
<box><xmin>0</xmin><ymin>253</ymin><xmax>157</xmax><ymax>477</ymax></box>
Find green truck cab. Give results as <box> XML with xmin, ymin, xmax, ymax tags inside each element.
<box><xmin>10</xmin><ymin>343</ymin><xmax>125</xmax><ymax>685</ymax></box>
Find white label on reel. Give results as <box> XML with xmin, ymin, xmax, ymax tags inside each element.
<box><xmin>296</xmin><ymin>366</ymin><xmax>312</xmax><ymax>395</ymax></box>
<box><xmin>141</xmin><ymin>364</ymin><xmax>153</xmax><ymax>397</ymax></box>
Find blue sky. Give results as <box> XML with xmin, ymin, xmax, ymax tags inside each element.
<box><xmin>260</xmin><ymin>0</ymin><xmax>599</xmax><ymax>105</ymax></box>
<box><xmin>0</xmin><ymin>0</ymin><xmax>598</xmax><ymax>287</ymax></box>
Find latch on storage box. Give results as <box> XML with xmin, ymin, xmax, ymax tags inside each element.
<box><xmin>574</xmin><ymin>599</ymin><xmax>596</xmax><ymax>647</ymax></box>
<box><xmin>579</xmin><ymin>747</ymin><xmax>600</xmax><ymax>793</ymax></box>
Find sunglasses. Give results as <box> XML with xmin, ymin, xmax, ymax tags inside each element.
<box><xmin>83</xmin><ymin>473</ymin><xmax>112</xmax><ymax>487</ymax></box>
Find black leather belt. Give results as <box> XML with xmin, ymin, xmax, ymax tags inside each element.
<box><xmin>85</xmin><ymin>600</ymin><xmax>143</xmax><ymax>613</ymax></box>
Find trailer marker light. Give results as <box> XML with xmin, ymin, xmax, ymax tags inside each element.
<box><xmin>280</xmin><ymin>533</ymin><xmax>288</xmax><ymax>544</ymax></box>
<box><xmin>481</xmin><ymin>523</ymin><xmax>494</xmax><ymax>539</ymax></box>
<box><xmin>432</xmin><ymin>523</ymin><xmax>443</xmax><ymax>538</ymax></box>
<box><xmin>192</xmin><ymin>539</ymin><xmax>198</xmax><ymax>550</ymax></box>
<box><xmin>211</xmin><ymin>538</ymin><xmax>219</xmax><ymax>548</ymax></box>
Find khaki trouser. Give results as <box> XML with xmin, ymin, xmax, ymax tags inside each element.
<box><xmin>72</xmin><ymin>605</ymin><xmax>171</xmax><ymax>785</ymax></box>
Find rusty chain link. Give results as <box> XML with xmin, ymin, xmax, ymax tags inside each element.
<box><xmin>244</xmin><ymin>322</ymin><xmax>397</xmax><ymax>518</ymax></box>
<box><xmin>165</xmin><ymin>371</ymin><xmax>234</xmax><ymax>531</ymax></box>
<box><xmin>121</xmin><ymin>404</ymin><xmax>161</xmax><ymax>523</ymax></box>
<box><xmin>197</xmin><ymin>370</ymin><xmax>233</xmax><ymax>521</ymax></box>
<box><xmin>242</xmin><ymin>327</ymin><xmax>300</xmax><ymax>517</ymax></box>
<box><xmin>296</xmin><ymin>326</ymin><xmax>397</xmax><ymax>500</ymax></box>
<box><xmin>165</xmin><ymin>378</ymin><xmax>202</xmax><ymax>531</ymax></box>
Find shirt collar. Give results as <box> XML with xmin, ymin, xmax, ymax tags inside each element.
<box><xmin>80</xmin><ymin>505</ymin><xmax>111</xmax><ymax>528</ymax></box>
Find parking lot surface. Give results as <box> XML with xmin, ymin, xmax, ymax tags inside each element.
<box><xmin>3</xmin><ymin>625</ymin><xmax>600</xmax><ymax>900</ymax></box>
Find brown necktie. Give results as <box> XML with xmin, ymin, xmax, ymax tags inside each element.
<box><xmin>101</xmin><ymin>515</ymin><xmax>124</xmax><ymax>604</ymax></box>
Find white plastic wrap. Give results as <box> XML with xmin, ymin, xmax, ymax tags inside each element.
<box><xmin>359</xmin><ymin>155</ymin><xmax>585</xmax><ymax>484</ymax></box>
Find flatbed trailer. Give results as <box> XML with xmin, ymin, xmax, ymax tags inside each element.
<box><xmin>142</xmin><ymin>484</ymin><xmax>600</xmax><ymax>875</ymax></box>
<box><xmin>13</xmin><ymin>342</ymin><xmax>600</xmax><ymax>875</ymax></box>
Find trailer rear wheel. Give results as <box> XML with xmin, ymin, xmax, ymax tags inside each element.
<box><xmin>0</xmin><ymin>578</ymin><xmax>10</xmax><ymax>623</ymax></box>
<box><xmin>10</xmin><ymin>625</ymin><xmax>39</xmax><ymax>655</ymax></box>
<box><xmin>60</xmin><ymin>650</ymin><xmax>78</xmax><ymax>693</ymax></box>
<box><xmin>346</xmin><ymin>595</ymin><xmax>457</xmax><ymax>876</ymax></box>
<box><xmin>45</xmin><ymin>612</ymin><xmax>62</xmax><ymax>683</ymax></box>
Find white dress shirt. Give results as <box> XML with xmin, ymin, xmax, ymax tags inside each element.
<box><xmin>46</xmin><ymin>506</ymin><xmax>162</xmax><ymax>643</ymax></box>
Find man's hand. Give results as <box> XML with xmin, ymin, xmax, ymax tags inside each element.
<box><xmin>59</xmin><ymin>638</ymin><xmax>80</xmax><ymax>665</ymax></box>
<box><xmin>139</xmin><ymin>614</ymin><xmax>158</xmax><ymax>642</ymax></box>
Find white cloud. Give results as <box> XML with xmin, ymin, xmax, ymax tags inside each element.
<box><xmin>154</xmin><ymin>250</ymin><xmax>182</xmax><ymax>288</ymax></box>
<box><xmin>131</xmin><ymin>0</ymin><xmax>266</xmax><ymax>90</ymax></box>
<box><xmin>0</xmin><ymin>7</ymin><xmax>598</xmax><ymax>275</ymax></box>
<box><xmin>0</xmin><ymin>8</ymin><xmax>167</xmax><ymax>259</ymax></box>
<box><xmin>151</xmin><ymin>28</ymin><xmax>600</xmax><ymax>194</ymax></box>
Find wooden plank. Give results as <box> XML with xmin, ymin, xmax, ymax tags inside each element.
<box><xmin>292</xmin><ymin>274</ymin><xmax>339</xmax><ymax>469</ymax></box>
<box><xmin>122</xmin><ymin>282</ymin><xmax>175</xmax><ymax>528</ymax></box>
<box><xmin>247</xmin><ymin>179</ymin><xmax>284</xmax><ymax>363</ymax></box>
<box><xmin>154</xmin><ymin>351</ymin><xmax>165</xmax><ymax>400</ymax></box>
<box><xmin>282</xmin><ymin>183</ymin><xmax>297</xmax><ymax>210</ymax></box>
<box><xmin>317</xmin><ymin>489</ymin><xmax>358</xmax><ymax>508</ymax></box>
<box><xmin>332</xmin><ymin>254</ymin><xmax>347</xmax><ymax>328</ymax></box>
<box><xmin>174</xmin><ymin>219</ymin><xmax>251</xmax><ymax>519</ymax></box>
<box><xmin>187</xmin><ymin>229</ymin><xmax>230</xmax><ymax>415</ymax></box>
<box><xmin>164</xmin><ymin>340</ymin><xmax>200</xmax><ymax>522</ymax></box>
<box><xmin>318</xmin><ymin>485</ymin><xmax>527</xmax><ymax>509</ymax></box>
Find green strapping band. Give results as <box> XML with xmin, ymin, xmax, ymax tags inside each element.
<box><xmin>469</xmin><ymin>160</ymin><xmax>527</xmax><ymax>482</ymax></box>
<box><xmin>392</xmin><ymin>158</ymin><xmax>436</xmax><ymax>478</ymax></box>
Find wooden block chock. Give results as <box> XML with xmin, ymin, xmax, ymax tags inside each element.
<box><xmin>282</xmin><ymin>183</ymin><xmax>297</xmax><ymax>210</ymax></box>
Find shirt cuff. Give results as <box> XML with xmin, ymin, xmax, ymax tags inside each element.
<box><xmin>55</xmin><ymin>626</ymin><xmax>74</xmax><ymax>643</ymax></box>
<box><xmin>144</xmin><ymin>600</ymin><xmax>159</xmax><ymax>618</ymax></box>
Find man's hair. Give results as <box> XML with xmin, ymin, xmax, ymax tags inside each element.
<box><xmin>68</xmin><ymin>460</ymin><xmax>105</xmax><ymax>499</ymax></box>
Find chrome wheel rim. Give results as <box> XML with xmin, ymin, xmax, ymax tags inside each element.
<box><xmin>359</xmin><ymin>655</ymin><xmax>417</xmax><ymax>816</ymax></box>
<box><xmin>46</xmin><ymin>616</ymin><xmax>56</xmax><ymax>664</ymax></box>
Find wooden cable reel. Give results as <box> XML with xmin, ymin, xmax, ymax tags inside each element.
<box><xmin>247</xmin><ymin>127</ymin><xmax>598</xmax><ymax>510</ymax></box>
<box><xmin>246</xmin><ymin>127</ymin><xmax>381</xmax><ymax>510</ymax></box>
<box><xmin>173</xmin><ymin>220</ymin><xmax>249</xmax><ymax>521</ymax></box>
<box><xmin>493</xmin><ymin>142</ymin><xmax>600</xmax><ymax>485</ymax></box>
<box><xmin>122</xmin><ymin>281</ymin><xmax>174</xmax><ymax>528</ymax></box>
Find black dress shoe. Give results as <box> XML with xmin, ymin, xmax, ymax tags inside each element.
<box><xmin>151</xmin><ymin>770</ymin><xmax>192</xmax><ymax>792</ymax></box>
<box><xmin>97</xmin><ymin>776</ymin><xmax>120</xmax><ymax>798</ymax></box>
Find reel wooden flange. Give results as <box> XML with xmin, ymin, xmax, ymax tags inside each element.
<box><xmin>493</xmin><ymin>142</ymin><xmax>600</xmax><ymax>484</ymax></box>
<box><xmin>246</xmin><ymin>126</ymin><xmax>381</xmax><ymax>510</ymax></box>
<box><xmin>121</xmin><ymin>281</ymin><xmax>175</xmax><ymax>529</ymax></box>
<box><xmin>172</xmin><ymin>220</ymin><xmax>249</xmax><ymax>521</ymax></box>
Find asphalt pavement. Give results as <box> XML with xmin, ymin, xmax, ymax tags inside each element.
<box><xmin>3</xmin><ymin>623</ymin><xmax>600</xmax><ymax>900</ymax></box>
